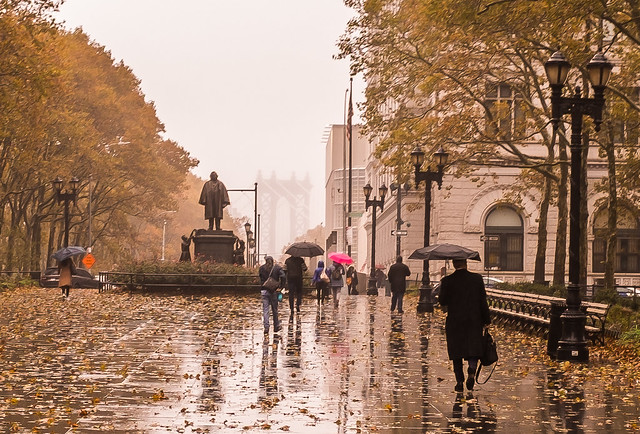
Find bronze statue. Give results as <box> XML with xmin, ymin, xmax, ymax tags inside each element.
<box><xmin>199</xmin><ymin>171</ymin><xmax>230</xmax><ymax>230</ymax></box>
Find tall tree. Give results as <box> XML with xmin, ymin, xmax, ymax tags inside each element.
<box><xmin>0</xmin><ymin>6</ymin><xmax>199</xmax><ymax>270</ymax></box>
<box><xmin>339</xmin><ymin>0</ymin><xmax>638</xmax><ymax>285</ymax></box>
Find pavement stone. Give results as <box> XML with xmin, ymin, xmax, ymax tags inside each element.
<box><xmin>0</xmin><ymin>287</ymin><xmax>639</xmax><ymax>433</ymax></box>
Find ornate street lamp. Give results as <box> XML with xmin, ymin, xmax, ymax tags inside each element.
<box><xmin>412</xmin><ymin>146</ymin><xmax>449</xmax><ymax>313</ymax></box>
<box><xmin>544</xmin><ymin>50</ymin><xmax>613</xmax><ymax>362</ymax></box>
<box><xmin>52</xmin><ymin>176</ymin><xmax>80</xmax><ymax>248</ymax></box>
<box><xmin>364</xmin><ymin>182</ymin><xmax>388</xmax><ymax>295</ymax></box>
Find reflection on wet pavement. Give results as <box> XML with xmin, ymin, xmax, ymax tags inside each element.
<box><xmin>0</xmin><ymin>287</ymin><xmax>638</xmax><ymax>433</ymax></box>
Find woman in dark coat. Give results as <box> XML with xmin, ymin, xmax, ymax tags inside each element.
<box><xmin>438</xmin><ymin>259</ymin><xmax>491</xmax><ymax>392</ymax></box>
<box><xmin>346</xmin><ymin>265</ymin><xmax>358</xmax><ymax>295</ymax></box>
<box><xmin>58</xmin><ymin>258</ymin><xmax>76</xmax><ymax>297</ymax></box>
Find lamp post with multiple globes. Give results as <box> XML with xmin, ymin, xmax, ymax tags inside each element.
<box><xmin>411</xmin><ymin>147</ymin><xmax>449</xmax><ymax>313</ymax></box>
<box><xmin>364</xmin><ymin>182</ymin><xmax>388</xmax><ymax>295</ymax></box>
<box><xmin>544</xmin><ymin>50</ymin><xmax>613</xmax><ymax>362</ymax></box>
<box><xmin>52</xmin><ymin>177</ymin><xmax>80</xmax><ymax>248</ymax></box>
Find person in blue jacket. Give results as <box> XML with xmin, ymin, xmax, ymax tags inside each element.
<box><xmin>312</xmin><ymin>260</ymin><xmax>330</xmax><ymax>304</ymax></box>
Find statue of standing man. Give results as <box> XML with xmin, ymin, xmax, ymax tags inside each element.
<box><xmin>199</xmin><ymin>171</ymin><xmax>230</xmax><ymax>231</ymax></box>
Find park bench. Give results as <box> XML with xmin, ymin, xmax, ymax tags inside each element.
<box><xmin>485</xmin><ymin>288</ymin><xmax>611</xmax><ymax>345</ymax></box>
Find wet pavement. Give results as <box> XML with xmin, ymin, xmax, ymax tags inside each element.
<box><xmin>1</xmin><ymin>287</ymin><xmax>639</xmax><ymax>433</ymax></box>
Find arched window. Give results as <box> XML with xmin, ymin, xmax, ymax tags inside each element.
<box><xmin>592</xmin><ymin>207</ymin><xmax>640</xmax><ymax>273</ymax></box>
<box><xmin>484</xmin><ymin>206</ymin><xmax>523</xmax><ymax>271</ymax></box>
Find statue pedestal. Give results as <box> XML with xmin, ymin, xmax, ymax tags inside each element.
<box><xmin>192</xmin><ymin>229</ymin><xmax>235</xmax><ymax>263</ymax></box>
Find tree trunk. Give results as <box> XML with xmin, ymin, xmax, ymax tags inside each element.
<box><xmin>47</xmin><ymin>222</ymin><xmax>57</xmax><ymax>269</ymax></box>
<box><xmin>534</xmin><ymin>175</ymin><xmax>551</xmax><ymax>284</ymax></box>
<box><xmin>30</xmin><ymin>218</ymin><xmax>43</xmax><ymax>271</ymax></box>
<box><xmin>604</xmin><ymin>141</ymin><xmax>617</xmax><ymax>289</ymax></box>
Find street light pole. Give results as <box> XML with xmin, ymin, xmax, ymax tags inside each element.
<box><xmin>411</xmin><ymin>147</ymin><xmax>449</xmax><ymax>313</ymax></box>
<box><xmin>159</xmin><ymin>210</ymin><xmax>176</xmax><ymax>261</ymax></box>
<box><xmin>227</xmin><ymin>183</ymin><xmax>259</xmax><ymax>264</ymax></box>
<box><xmin>545</xmin><ymin>50</ymin><xmax>613</xmax><ymax>362</ymax></box>
<box><xmin>391</xmin><ymin>182</ymin><xmax>410</xmax><ymax>258</ymax></box>
<box><xmin>162</xmin><ymin>220</ymin><xmax>167</xmax><ymax>261</ymax></box>
<box><xmin>52</xmin><ymin>177</ymin><xmax>80</xmax><ymax>248</ymax></box>
<box><xmin>364</xmin><ymin>182</ymin><xmax>387</xmax><ymax>296</ymax></box>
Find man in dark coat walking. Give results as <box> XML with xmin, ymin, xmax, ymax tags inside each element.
<box><xmin>438</xmin><ymin>259</ymin><xmax>491</xmax><ymax>392</ymax></box>
<box><xmin>388</xmin><ymin>256</ymin><xmax>411</xmax><ymax>313</ymax></box>
<box><xmin>284</xmin><ymin>254</ymin><xmax>307</xmax><ymax>318</ymax></box>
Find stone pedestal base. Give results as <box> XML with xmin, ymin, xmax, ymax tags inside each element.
<box><xmin>192</xmin><ymin>229</ymin><xmax>235</xmax><ymax>263</ymax></box>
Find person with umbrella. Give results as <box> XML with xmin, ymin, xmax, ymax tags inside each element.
<box><xmin>284</xmin><ymin>254</ymin><xmax>307</xmax><ymax>318</ymax></box>
<box><xmin>438</xmin><ymin>258</ymin><xmax>491</xmax><ymax>392</ymax></box>
<box><xmin>58</xmin><ymin>257</ymin><xmax>76</xmax><ymax>298</ymax></box>
<box><xmin>52</xmin><ymin>246</ymin><xmax>85</xmax><ymax>298</ymax></box>
<box><xmin>284</xmin><ymin>242</ymin><xmax>323</xmax><ymax>313</ymax></box>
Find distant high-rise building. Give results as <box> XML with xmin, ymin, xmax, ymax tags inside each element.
<box><xmin>324</xmin><ymin>124</ymin><xmax>368</xmax><ymax>269</ymax></box>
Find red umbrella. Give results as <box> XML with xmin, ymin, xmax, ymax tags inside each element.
<box><xmin>328</xmin><ymin>252</ymin><xmax>353</xmax><ymax>265</ymax></box>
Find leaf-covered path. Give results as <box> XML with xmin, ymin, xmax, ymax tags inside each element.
<box><xmin>1</xmin><ymin>287</ymin><xmax>639</xmax><ymax>433</ymax></box>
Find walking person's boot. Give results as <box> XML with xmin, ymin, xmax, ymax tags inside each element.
<box><xmin>453</xmin><ymin>360</ymin><xmax>465</xmax><ymax>392</ymax></box>
<box><xmin>466</xmin><ymin>366</ymin><xmax>475</xmax><ymax>391</ymax></box>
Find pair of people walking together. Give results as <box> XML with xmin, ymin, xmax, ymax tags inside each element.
<box><xmin>259</xmin><ymin>254</ymin><xmax>309</xmax><ymax>331</ymax></box>
<box><xmin>312</xmin><ymin>260</ymin><xmax>344</xmax><ymax>307</ymax></box>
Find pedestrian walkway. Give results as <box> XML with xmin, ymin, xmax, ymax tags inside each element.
<box><xmin>0</xmin><ymin>287</ymin><xmax>638</xmax><ymax>432</ymax></box>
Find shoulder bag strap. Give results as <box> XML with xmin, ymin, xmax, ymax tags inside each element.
<box><xmin>475</xmin><ymin>363</ymin><xmax>497</xmax><ymax>384</ymax></box>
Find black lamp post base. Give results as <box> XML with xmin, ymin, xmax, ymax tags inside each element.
<box><xmin>556</xmin><ymin>311</ymin><xmax>589</xmax><ymax>362</ymax></box>
<box><xmin>556</xmin><ymin>341</ymin><xmax>589</xmax><ymax>362</ymax></box>
<box><xmin>367</xmin><ymin>278</ymin><xmax>378</xmax><ymax>296</ymax></box>
<box><xmin>417</xmin><ymin>285</ymin><xmax>434</xmax><ymax>313</ymax></box>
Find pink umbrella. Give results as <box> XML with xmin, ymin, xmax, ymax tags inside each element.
<box><xmin>328</xmin><ymin>252</ymin><xmax>353</xmax><ymax>265</ymax></box>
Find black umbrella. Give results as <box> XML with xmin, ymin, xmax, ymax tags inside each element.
<box><xmin>52</xmin><ymin>246</ymin><xmax>86</xmax><ymax>262</ymax></box>
<box><xmin>409</xmin><ymin>243</ymin><xmax>481</xmax><ymax>261</ymax></box>
<box><xmin>285</xmin><ymin>241</ymin><xmax>324</xmax><ymax>257</ymax></box>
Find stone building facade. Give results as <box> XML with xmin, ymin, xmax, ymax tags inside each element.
<box><xmin>356</xmin><ymin>144</ymin><xmax>640</xmax><ymax>289</ymax></box>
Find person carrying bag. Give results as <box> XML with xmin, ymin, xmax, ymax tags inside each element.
<box><xmin>259</xmin><ymin>256</ymin><xmax>284</xmax><ymax>334</ymax></box>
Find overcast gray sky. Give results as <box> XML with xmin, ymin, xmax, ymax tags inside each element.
<box><xmin>56</xmin><ymin>0</ymin><xmax>364</xmax><ymax>233</ymax></box>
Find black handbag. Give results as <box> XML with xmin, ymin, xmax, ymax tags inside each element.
<box><xmin>476</xmin><ymin>328</ymin><xmax>498</xmax><ymax>384</ymax></box>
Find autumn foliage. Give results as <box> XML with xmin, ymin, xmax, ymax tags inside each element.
<box><xmin>0</xmin><ymin>1</ymin><xmax>198</xmax><ymax>272</ymax></box>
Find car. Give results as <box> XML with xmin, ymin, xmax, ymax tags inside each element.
<box><xmin>483</xmin><ymin>276</ymin><xmax>504</xmax><ymax>288</ymax></box>
<box><xmin>616</xmin><ymin>287</ymin><xmax>640</xmax><ymax>297</ymax></box>
<box><xmin>39</xmin><ymin>266</ymin><xmax>100</xmax><ymax>289</ymax></box>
